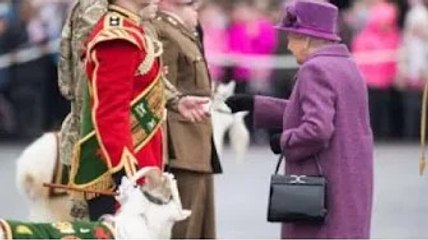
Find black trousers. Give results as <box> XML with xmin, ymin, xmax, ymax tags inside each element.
<box><xmin>87</xmin><ymin>170</ymin><xmax>125</xmax><ymax>221</ymax></box>
<box><xmin>402</xmin><ymin>89</ymin><xmax>422</xmax><ymax>139</ymax></box>
<box><xmin>87</xmin><ymin>195</ymin><xmax>116</xmax><ymax>221</ymax></box>
<box><xmin>368</xmin><ymin>87</ymin><xmax>392</xmax><ymax>139</ymax></box>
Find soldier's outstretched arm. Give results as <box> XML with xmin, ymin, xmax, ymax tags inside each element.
<box><xmin>160</xmin><ymin>37</ymin><xmax>210</xmax><ymax>121</ymax></box>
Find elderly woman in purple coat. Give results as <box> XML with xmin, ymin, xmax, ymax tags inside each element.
<box><xmin>226</xmin><ymin>1</ymin><xmax>374</xmax><ymax>239</ymax></box>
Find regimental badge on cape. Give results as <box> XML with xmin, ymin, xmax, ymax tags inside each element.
<box><xmin>109</xmin><ymin>15</ymin><xmax>120</xmax><ymax>26</ymax></box>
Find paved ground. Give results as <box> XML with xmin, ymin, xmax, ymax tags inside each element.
<box><xmin>1</xmin><ymin>142</ymin><xmax>428</xmax><ymax>238</ymax></box>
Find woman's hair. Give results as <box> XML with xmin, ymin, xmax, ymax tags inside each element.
<box><xmin>308</xmin><ymin>37</ymin><xmax>333</xmax><ymax>50</ymax></box>
<box><xmin>289</xmin><ymin>32</ymin><xmax>333</xmax><ymax>49</ymax></box>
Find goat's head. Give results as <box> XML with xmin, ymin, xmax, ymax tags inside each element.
<box><xmin>115</xmin><ymin>176</ymin><xmax>149</xmax><ymax>215</ymax></box>
<box><xmin>114</xmin><ymin>168</ymin><xmax>191</xmax><ymax>239</ymax></box>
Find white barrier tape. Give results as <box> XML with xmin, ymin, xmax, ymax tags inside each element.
<box><xmin>0</xmin><ymin>39</ymin><xmax>399</xmax><ymax>70</ymax></box>
<box><xmin>353</xmin><ymin>49</ymin><xmax>400</xmax><ymax>65</ymax></box>
<box><xmin>0</xmin><ymin>39</ymin><xmax>60</xmax><ymax>69</ymax></box>
<box><xmin>207</xmin><ymin>49</ymin><xmax>400</xmax><ymax>69</ymax></box>
<box><xmin>206</xmin><ymin>53</ymin><xmax>299</xmax><ymax>69</ymax></box>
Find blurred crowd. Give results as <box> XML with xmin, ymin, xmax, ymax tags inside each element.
<box><xmin>0</xmin><ymin>0</ymin><xmax>70</xmax><ymax>139</ymax></box>
<box><xmin>0</xmin><ymin>0</ymin><xmax>427</xmax><ymax>142</ymax></box>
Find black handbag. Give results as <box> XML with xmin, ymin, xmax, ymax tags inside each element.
<box><xmin>267</xmin><ymin>153</ymin><xmax>328</xmax><ymax>223</ymax></box>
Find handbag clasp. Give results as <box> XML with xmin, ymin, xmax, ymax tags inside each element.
<box><xmin>289</xmin><ymin>175</ymin><xmax>307</xmax><ymax>184</ymax></box>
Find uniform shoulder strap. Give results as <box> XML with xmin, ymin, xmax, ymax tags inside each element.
<box><xmin>86</xmin><ymin>13</ymin><xmax>144</xmax><ymax>53</ymax></box>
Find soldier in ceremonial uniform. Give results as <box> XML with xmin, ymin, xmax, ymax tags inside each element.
<box><xmin>153</xmin><ymin>0</ymin><xmax>222</xmax><ymax>238</ymax></box>
<box><xmin>68</xmin><ymin>0</ymin><xmax>210</xmax><ymax>221</ymax></box>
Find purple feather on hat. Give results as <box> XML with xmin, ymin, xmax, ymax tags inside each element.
<box><xmin>282</xmin><ymin>3</ymin><xmax>298</xmax><ymax>28</ymax></box>
<box><xmin>276</xmin><ymin>0</ymin><xmax>341</xmax><ymax>42</ymax></box>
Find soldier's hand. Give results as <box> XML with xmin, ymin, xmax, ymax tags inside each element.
<box><xmin>177</xmin><ymin>96</ymin><xmax>211</xmax><ymax>122</ymax></box>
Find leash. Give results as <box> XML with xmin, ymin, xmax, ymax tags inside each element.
<box><xmin>43</xmin><ymin>183</ymin><xmax>117</xmax><ymax>196</ymax></box>
<box><xmin>43</xmin><ymin>183</ymin><xmax>171</xmax><ymax>205</ymax></box>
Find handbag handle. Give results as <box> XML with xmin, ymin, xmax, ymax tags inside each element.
<box><xmin>274</xmin><ymin>151</ymin><xmax>323</xmax><ymax>176</ymax></box>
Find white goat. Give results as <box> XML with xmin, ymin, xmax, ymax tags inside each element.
<box><xmin>115</xmin><ymin>167</ymin><xmax>191</xmax><ymax>239</ymax></box>
<box><xmin>212</xmin><ymin>81</ymin><xmax>250</xmax><ymax>162</ymax></box>
<box><xmin>15</xmin><ymin>132</ymin><xmax>73</xmax><ymax>222</ymax></box>
<box><xmin>1</xmin><ymin>167</ymin><xmax>191</xmax><ymax>239</ymax></box>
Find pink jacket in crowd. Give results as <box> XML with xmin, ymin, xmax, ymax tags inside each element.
<box><xmin>228</xmin><ymin>17</ymin><xmax>277</xmax><ymax>82</ymax></box>
<box><xmin>352</xmin><ymin>1</ymin><xmax>401</xmax><ymax>89</ymax></box>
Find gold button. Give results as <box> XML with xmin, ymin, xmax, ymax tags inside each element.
<box><xmin>167</xmin><ymin>17</ymin><xmax>177</xmax><ymax>25</ymax></box>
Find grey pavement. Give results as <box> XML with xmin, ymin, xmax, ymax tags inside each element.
<box><xmin>1</xmin><ymin>142</ymin><xmax>428</xmax><ymax>238</ymax></box>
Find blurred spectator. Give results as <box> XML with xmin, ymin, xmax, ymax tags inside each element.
<box><xmin>35</xmin><ymin>0</ymin><xmax>71</xmax><ymax>129</ymax></box>
<box><xmin>7</xmin><ymin>0</ymin><xmax>45</xmax><ymax>138</ymax></box>
<box><xmin>20</xmin><ymin>0</ymin><xmax>47</xmax><ymax>45</ymax></box>
<box><xmin>36</xmin><ymin>0</ymin><xmax>70</xmax><ymax>40</ymax></box>
<box><xmin>397</xmin><ymin>0</ymin><xmax>428</xmax><ymax>139</ymax></box>
<box><xmin>353</xmin><ymin>0</ymin><xmax>401</xmax><ymax>140</ymax></box>
<box><xmin>227</xmin><ymin>0</ymin><xmax>277</xmax><ymax>94</ymax></box>
<box><xmin>225</xmin><ymin>0</ymin><xmax>278</xmax><ymax>144</ymax></box>
<box><xmin>330</xmin><ymin>0</ymin><xmax>351</xmax><ymax>9</ymax></box>
<box><xmin>0</xmin><ymin>2</ymin><xmax>10</xmax><ymax>90</ymax></box>
<box><xmin>0</xmin><ymin>1</ymin><xmax>15</xmax><ymax>136</ymax></box>
<box><xmin>5</xmin><ymin>0</ymin><xmax>67</xmax><ymax>139</ymax></box>
<box><xmin>346</xmin><ymin>0</ymin><xmax>371</xmax><ymax>35</ymax></box>
<box><xmin>199</xmin><ymin>1</ymin><xmax>229</xmax><ymax>82</ymax></box>
<box><xmin>269</xmin><ymin>0</ymin><xmax>297</xmax><ymax>100</ymax></box>
<box><xmin>36</xmin><ymin>0</ymin><xmax>71</xmax><ymax>64</ymax></box>
<box><xmin>330</xmin><ymin>0</ymin><xmax>354</xmax><ymax>47</ymax></box>
<box><xmin>248</xmin><ymin>4</ymin><xmax>278</xmax><ymax>95</ymax></box>
<box><xmin>388</xmin><ymin>0</ymin><xmax>410</xmax><ymax>29</ymax></box>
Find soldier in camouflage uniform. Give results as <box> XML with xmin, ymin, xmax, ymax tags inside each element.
<box><xmin>57</xmin><ymin>0</ymin><xmax>108</xmax><ymax>220</ymax></box>
<box><xmin>58</xmin><ymin>0</ymin><xmax>108</xmax><ymax>167</ymax></box>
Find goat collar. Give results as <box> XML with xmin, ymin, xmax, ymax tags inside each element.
<box><xmin>142</xmin><ymin>190</ymin><xmax>172</xmax><ymax>205</ymax></box>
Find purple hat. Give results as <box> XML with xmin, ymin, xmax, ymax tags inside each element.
<box><xmin>276</xmin><ymin>0</ymin><xmax>341</xmax><ymax>42</ymax></box>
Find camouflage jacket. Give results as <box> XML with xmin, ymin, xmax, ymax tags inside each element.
<box><xmin>58</xmin><ymin>0</ymin><xmax>108</xmax><ymax>166</ymax></box>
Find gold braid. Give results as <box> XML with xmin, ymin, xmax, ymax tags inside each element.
<box><xmin>137</xmin><ymin>34</ymin><xmax>163</xmax><ymax>75</ymax></box>
<box><xmin>420</xmin><ymin>83</ymin><xmax>428</xmax><ymax>175</ymax></box>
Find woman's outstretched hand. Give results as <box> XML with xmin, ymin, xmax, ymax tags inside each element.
<box><xmin>225</xmin><ymin>94</ymin><xmax>254</xmax><ymax>113</ymax></box>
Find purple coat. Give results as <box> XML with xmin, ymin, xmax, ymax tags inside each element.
<box><xmin>254</xmin><ymin>44</ymin><xmax>373</xmax><ymax>239</ymax></box>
